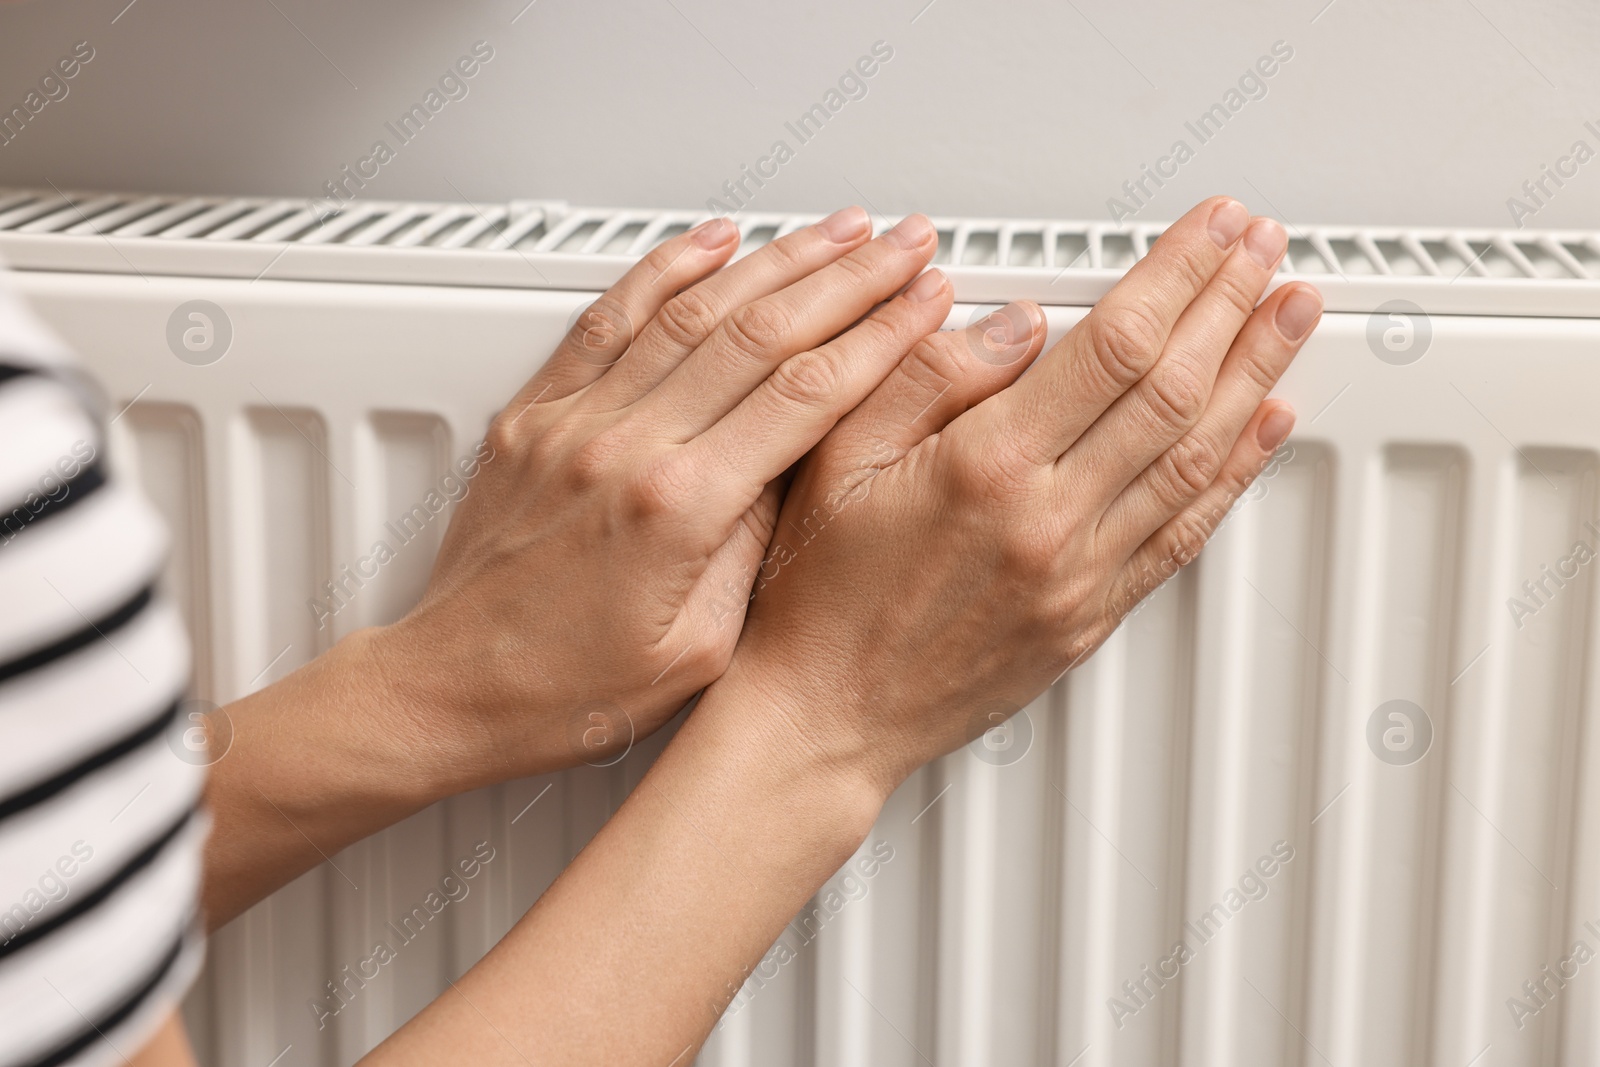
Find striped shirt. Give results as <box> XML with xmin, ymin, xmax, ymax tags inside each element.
<box><xmin>0</xmin><ymin>276</ymin><xmax>206</xmax><ymax>1067</ymax></box>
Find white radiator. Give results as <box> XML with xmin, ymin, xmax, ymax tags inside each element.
<box><xmin>5</xmin><ymin>188</ymin><xmax>1600</xmax><ymax>1067</ymax></box>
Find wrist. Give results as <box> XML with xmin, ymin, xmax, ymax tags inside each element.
<box><xmin>262</xmin><ymin>627</ymin><xmax>465</xmax><ymax>811</ymax></box>
<box><xmin>691</xmin><ymin>660</ymin><xmax>900</xmax><ymax>834</ymax></box>
<box><xmin>355</xmin><ymin>620</ymin><xmax>513</xmax><ymax>799</ymax></box>
<box><xmin>202</xmin><ymin>626</ymin><xmax>462</xmax><ymax>926</ymax></box>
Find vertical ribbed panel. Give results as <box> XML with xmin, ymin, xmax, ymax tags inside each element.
<box><xmin>1055</xmin><ymin>572</ymin><xmax>1194</xmax><ymax>1067</ymax></box>
<box><xmin>117</xmin><ymin>404</ymin><xmax>214</xmax><ymax>697</ymax></box>
<box><xmin>1559</xmin><ymin>467</ymin><xmax>1600</xmax><ymax>1062</ymax></box>
<box><xmin>807</xmin><ymin>767</ymin><xmax>938</xmax><ymax>1067</ymax></box>
<box><xmin>1304</xmin><ymin>437</ymin><xmax>1368</xmax><ymax>1066</ymax></box>
<box><xmin>1172</xmin><ymin>439</ymin><xmax>1332</xmax><ymax>1066</ymax></box>
<box><xmin>811</xmin><ymin>844</ymin><xmax>875</xmax><ymax>1067</ymax></box>
<box><xmin>1222</xmin><ymin>442</ymin><xmax>1332</xmax><ymax>1065</ymax></box>
<box><xmin>222</xmin><ymin>407</ymin><xmax>336</xmax><ymax>1065</ymax></box>
<box><xmin>1177</xmin><ymin>512</ymin><xmax>1251</xmax><ymax>1066</ymax></box>
<box><xmin>1429</xmin><ymin>449</ymin><xmax>1504</xmax><ymax>1066</ymax></box>
<box><xmin>935</xmin><ymin>723</ymin><xmax>998</xmax><ymax>1064</ymax></box>
<box><xmin>1349</xmin><ymin>445</ymin><xmax>1464</xmax><ymax>1066</ymax></box>
<box><xmin>933</xmin><ymin>690</ymin><xmax>1055</xmax><ymax>1064</ymax></box>
<box><xmin>1480</xmin><ymin>450</ymin><xmax>1595</xmax><ymax>1066</ymax></box>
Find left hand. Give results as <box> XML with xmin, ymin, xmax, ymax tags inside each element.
<box><xmin>374</xmin><ymin>208</ymin><xmax>951</xmax><ymax>786</ymax></box>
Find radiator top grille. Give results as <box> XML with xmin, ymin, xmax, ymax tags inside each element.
<box><xmin>3</xmin><ymin>186</ymin><xmax>1598</xmax><ymax>314</ymax></box>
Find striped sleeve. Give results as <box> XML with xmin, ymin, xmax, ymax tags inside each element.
<box><xmin>0</xmin><ymin>281</ymin><xmax>206</xmax><ymax>1067</ymax></box>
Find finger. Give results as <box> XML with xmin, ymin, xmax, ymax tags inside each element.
<box><xmin>808</xmin><ymin>294</ymin><xmax>1047</xmax><ymax>476</ymax></box>
<box><xmin>514</xmin><ymin>217</ymin><xmax>741</xmax><ymax>406</ymax></box>
<box><xmin>583</xmin><ymin>207</ymin><xmax>876</xmax><ymax>409</ymax></box>
<box><xmin>676</xmin><ymin>264</ymin><xmax>953</xmax><ymax>511</ymax></box>
<box><xmin>1060</xmin><ymin>216</ymin><xmax>1289</xmax><ymax>504</ymax></box>
<box><xmin>996</xmin><ymin>196</ymin><xmax>1253</xmax><ymax>462</ymax></box>
<box><xmin>640</xmin><ymin>214</ymin><xmax>941</xmax><ymax>437</ymax></box>
<box><xmin>1110</xmin><ymin>400</ymin><xmax>1295</xmax><ymax>618</ymax></box>
<box><xmin>1096</xmin><ymin>282</ymin><xmax>1321</xmax><ymax>546</ymax></box>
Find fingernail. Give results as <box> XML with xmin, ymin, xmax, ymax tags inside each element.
<box><xmin>816</xmin><ymin>206</ymin><xmax>870</xmax><ymax>243</ymax></box>
<box><xmin>1256</xmin><ymin>406</ymin><xmax>1296</xmax><ymax>451</ymax></box>
<box><xmin>903</xmin><ymin>269</ymin><xmax>948</xmax><ymax>303</ymax></box>
<box><xmin>883</xmin><ymin>213</ymin><xmax>935</xmax><ymax>251</ymax></box>
<box><xmin>691</xmin><ymin>217</ymin><xmax>737</xmax><ymax>248</ymax></box>
<box><xmin>980</xmin><ymin>302</ymin><xmax>1035</xmax><ymax>344</ymax></box>
<box><xmin>1244</xmin><ymin>217</ymin><xmax>1287</xmax><ymax>269</ymax></box>
<box><xmin>1274</xmin><ymin>285</ymin><xmax>1323</xmax><ymax>340</ymax></box>
<box><xmin>1207</xmin><ymin>199</ymin><xmax>1249</xmax><ymax>248</ymax></box>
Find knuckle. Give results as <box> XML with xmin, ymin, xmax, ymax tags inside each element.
<box><xmin>485</xmin><ymin>410</ymin><xmax>523</xmax><ymax>457</ymax></box>
<box><xmin>1160</xmin><ymin>434</ymin><xmax>1224</xmax><ymax>499</ymax></box>
<box><xmin>765</xmin><ymin>349</ymin><xmax>843</xmax><ymax>409</ymax></box>
<box><xmin>895</xmin><ymin>333</ymin><xmax>960</xmax><ymax>415</ymax></box>
<box><xmin>945</xmin><ymin>450</ymin><xmax>995</xmax><ymax>500</ymax></box>
<box><xmin>1104</xmin><ymin>568</ymin><xmax>1150</xmax><ymax>626</ymax></box>
<box><xmin>724</xmin><ymin>300</ymin><xmax>795</xmax><ymax>361</ymax></box>
<box><xmin>999</xmin><ymin>522</ymin><xmax>1057</xmax><ymax>580</ymax></box>
<box><xmin>1102</xmin><ymin>573</ymin><xmax>1149</xmax><ymax>635</ymax></box>
<box><xmin>1235</xmin><ymin>343</ymin><xmax>1282</xmax><ymax>394</ymax></box>
<box><xmin>655</xmin><ymin>288</ymin><xmax>722</xmax><ymax>349</ymax></box>
<box><xmin>940</xmin><ymin>430</ymin><xmax>989</xmax><ymax>480</ymax></box>
<box><xmin>903</xmin><ymin>333</ymin><xmax>960</xmax><ymax>387</ymax></box>
<box><xmin>1165</xmin><ymin>239</ymin><xmax>1216</xmax><ymax>298</ymax></box>
<box><xmin>760</xmin><ymin>231</ymin><xmax>810</xmax><ymax>271</ymax></box>
<box><xmin>567</xmin><ymin>430</ymin><xmax>627</xmax><ymax>491</ymax></box>
<box><xmin>943</xmin><ymin>433</ymin><xmax>1035</xmax><ymax>505</ymax></box>
<box><xmin>568</xmin><ymin>298</ymin><xmax>634</xmax><ymax>358</ymax></box>
<box><xmin>1216</xmin><ymin>458</ymin><xmax>1267</xmax><ymax>510</ymax></box>
<box><xmin>857</xmin><ymin>311</ymin><xmax>909</xmax><ymax>354</ymax></box>
<box><xmin>487</xmin><ymin>393</ymin><xmax>561</xmax><ymax>456</ymax></box>
<box><xmin>1164</xmin><ymin>511</ymin><xmax>1216</xmax><ymax>568</ymax></box>
<box><xmin>1087</xmin><ymin>305</ymin><xmax>1164</xmax><ymax>390</ymax></box>
<box><xmin>640</xmin><ymin>242</ymin><xmax>680</xmax><ymax>280</ymax></box>
<box><xmin>1211</xmin><ymin>268</ymin><xmax>1261</xmax><ymax>321</ymax></box>
<box><xmin>1143</xmin><ymin>361</ymin><xmax>1208</xmax><ymax>431</ymax></box>
<box><xmin>829</xmin><ymin>248</ymin><xmax>880</xmax><ymax>286</ymax></box>
<box><xmin>1061</xmin><ymin>631</ymin><xmax>1099</xmax><ymax>673</ymax></box>
<box><xmin>621</xmin><ymin>455</ymin><xmax>692</xmax><ymax>519</ymax></box>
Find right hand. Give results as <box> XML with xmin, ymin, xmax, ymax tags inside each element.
<box><xmin>709</xmin><ymin>197</ymin><xmax>1324</xmax><ymax>795</ymax></box>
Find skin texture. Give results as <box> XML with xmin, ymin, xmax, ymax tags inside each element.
<box><xmin>128</xmin><ymin>198</ymin><xmax>1319</xmax><ymax>1064</ymax></box>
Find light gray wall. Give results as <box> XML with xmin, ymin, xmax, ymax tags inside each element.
<box><xmin>0</xmin><ymin>0</ymin><xmax>1596</xmax><ymax>229</ymax></box>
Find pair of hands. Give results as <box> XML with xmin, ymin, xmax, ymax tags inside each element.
<box><xmin>197</xmin><ymin>195</ymin><xmax>1322</xmax><ymax>1063</ymax></box>
<box><xmin>379</xmin><ymin>195</ymin><xmax>1322</xmax><ymax>804</ymax></box>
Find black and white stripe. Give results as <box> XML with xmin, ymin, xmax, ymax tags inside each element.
<box><xmin>0</xmin><ymin>281</ymin><xmax>205</xmax><ymax>1067</ymax></box>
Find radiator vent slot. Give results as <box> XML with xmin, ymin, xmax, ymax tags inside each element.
<box><xmin>4</xmin><ymin>188</ymin><xmax>1598</xmax><ymax>317</ymax></box>
<box><xmin>0</xmin><ymin>189</ymin><xmax>554</xmax><ymax>253</ymax></box>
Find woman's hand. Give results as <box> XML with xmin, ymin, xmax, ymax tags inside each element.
<box><xmin>378</xmin><ymin>207</ymin><xmax>952</xmax><ymax>785</ymax></box>
<box><xmin>203</xmin><ymin>208</ymin><xmax>954</xmax><ymax>926</ymax></box>
<box><xmin>709</xmin><ymin>197</ymin><xmax>1324</xmax><ymax>796</ymax></box>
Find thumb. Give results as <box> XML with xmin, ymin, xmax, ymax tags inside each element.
<box><xmin>812</xmin><ymin>289</ymin><xmax>1048</xmax><ymax>474</ymax></box>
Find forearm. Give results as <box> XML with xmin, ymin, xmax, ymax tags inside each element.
<box><xmin>364</xmin><ymin>673</ymin><xmax>886</xmax><ymax>1067</ymax></box>
<box><xmin>201</xmin><ymin>627</ymin><xmax>475</xmax><ymax>929</ymax></box>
